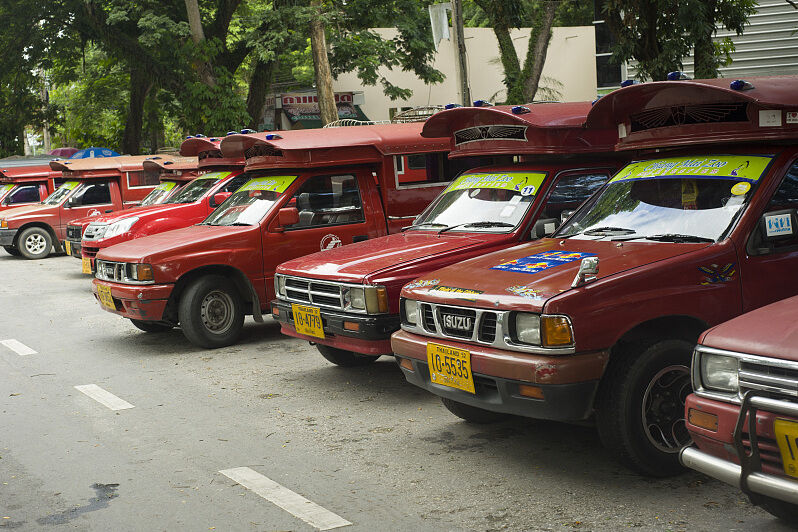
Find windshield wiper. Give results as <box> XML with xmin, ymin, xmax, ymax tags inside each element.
<box><xmin>227</xmin><ymin>222</ymin><xmax>253</xmax><ymax>226</ymax></box>
<box><xmin>401</xmin><ymin>222</ymin><xmax>448</xmax><ymax>232</ymax></box>
<box><xmin>583</xmin><ymin>226</ymin><xmax>637</xmax><ymax>236</ymax></box>
<box><xmin>438</xmin><ymin>221</ymin><xmax>515</xmax><ymax>234</ymax></box>
<box><xmin>642</xmin><ymin>233</ymin><xmax>714</xmax><ymax>243</ymax></box>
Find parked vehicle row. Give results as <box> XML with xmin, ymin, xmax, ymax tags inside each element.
<box><xmin>3</xmin><ymin>75</ymin><xmax>798</xmax><ymax>523</ymax></box>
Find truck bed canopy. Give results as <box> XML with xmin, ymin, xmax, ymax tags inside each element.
<box><xmin>421</xmin><ymin>102</ymin><xmax>618</xmax><ymax>157</ymax></box>
<box><xmin>0</xmin><ymin>164</ymin><xmax>54</xmax><ymax>182</ymax></box>
<box><xmin>585</xmin><ymin>76</ymin><xmax>798</xmax><ymax>151</ymax></box>
<box><xmin>49</xmin><ymin>155</ymin><xmax>172</xmax><ymax>179</ymax></box>
<box><xmin>143</xmin><ymin>156</ymin><xmax>199</xmax><ymax>182</ymax></box>
<box><xmin>180</xmin><ymin>137</ymin><xmax>245</xmax><ymax>168</ymax></box>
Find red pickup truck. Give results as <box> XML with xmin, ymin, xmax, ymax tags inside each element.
<box><xmin>66</xmin><ymin>138</ymin><xmax>243</xmax><ymax>273</ymax></box>
<box><xmin>392</xmin><ymin>77</ymin><xmax>798</xmax><ymax>477</ymax></box>
<box><xmin>271</xmin><ymin>102</ymin><xmax>623</xmax><ymax>366</ymax></box>
<box><xmin>681</xmin><ymin>295</ymin><xmax>798</xmax><ymax>522</ymax></box>
<box><xmin>90</xmin><ymin>123</ymin><xmax>475</xmax><ymax>348</ymax></box>
<box><xmin>0</xmin><ymin>158</ymin><xmax>62</xmax><ymax>216</ymax></box>
<box><xmin>0</xmin><ymin>155</ymin><xmax>159</xmax><ymax>259</ymax></box>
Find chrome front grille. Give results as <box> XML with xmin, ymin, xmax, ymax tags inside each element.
<box><xmin>739</xmin><ymin>360</ymin><xmax>798</xmax><ymax>399</ymax></box>
<box><xmin>94</xmin><ymin>260</ymin><xmax>153</xmax><ymax>285</ymax></box>
<box><xmin>438</xmin><ymin>307</ymin><xmax>476</xmax><ymax>338</ymax></box>
<box><xmin>479</xmin><ymin>313</ymin><xmax>498</xmax><ymax>343</ymax></box>
<box><xmin>282</xmin><ymin>276</ymin><xmax>344</xmax><ymax>310</ymax></box>
<box><xmin>66</xmin><ymin>225</ymin><xmax>82</xmax><ymax>240</ymax></box>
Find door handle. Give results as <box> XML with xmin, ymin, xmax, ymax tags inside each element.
<box><xmin>353</xmin><ymin>235</ymin><xmax>368</xmax><ymax>243</ymax></box>
<box><xmin>105</xmin><ymin>210</ymin><xmax>113</xmax><ymax>213</ymax></box>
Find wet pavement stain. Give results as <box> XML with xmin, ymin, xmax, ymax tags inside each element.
<box><xmin>36</xmin><ymin>483</ymin><xmax>119</xmax><ymax>525</ymax></box>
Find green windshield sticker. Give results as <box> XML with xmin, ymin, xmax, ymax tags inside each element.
<box><xmin>0</xmin><ymin>184</ymin><xmax>13</xmax><ymax>196</ymax></box>
<box><xmin>239</xmin><ymin>175</ymin><xmax>298</xmax><ymax>193</ymax></box>
<box><xmin>197</xmin><ymin>171</ymin><xmax>232</xmax><ymax>180</ymax></box>
<box><xmin>445</xmin><ymin>172</ymin><xmax>547</xmax><ymax>196</ymax></box>
<box><xmin>59</xmin><ymin>181</ymin><xmax>80</xmax><ymax>190</ymax></box>
<box><xmin>155</xmin><ymin>181</ymin><xmax>177</xmax><ymax>191</ymax></box>
<box><xmin>611</xmin><ymin>155</ymin><xmax>773</xmax><ymax>184</ymax></box>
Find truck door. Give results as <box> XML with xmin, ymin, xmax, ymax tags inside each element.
<box><xmin>59</xmin><ymin>181</ymin><xmax>114</xmax><ymax>236</ymax></box>
<box><xmin>740</xmin><ymin>158</ymin><xmax>798</xmax><ymax>311</ymax></box>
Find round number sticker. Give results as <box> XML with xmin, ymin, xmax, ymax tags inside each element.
<box><xmin>520</xmin><ymin>185</ymin><xmax>536</xmax><ymax>196</ymax></box>
<box><xmin>731</xmin><ymin>182</ymin><xmax>751</xmax><ymax>195</ymax></box>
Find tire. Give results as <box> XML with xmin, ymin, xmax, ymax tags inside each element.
<box><xmin>441</xmin><ymin>397</ymin><xmax>509</xmax><ymax>424</ymax></box>
<box><xmin>749</xmin><ymin>494</ymin><xmax>798</xmax><ymax>522</ymax></box>
<box><xmin>17</xmin><ymin>227</ymin><xmax>52</xmax><ymax>260</ymax></box>
<box><xmin>3</xmin><ymin>245</ymin><xmax>20</xmax><ymax>256</ymax></box>
<box><xmin>596</xmin><ymin>338</ymin><xmax>693</xmax><ymax>477</ymax></box>
<box><xmin>316</xmin><ymin>344</ymin><xmax>380</xmax><ymax>367</ymax></box>
<box><xmin>130</xmin><ymin>319</ymin><xmax>173</xmax><ymax>333</ymax></box>
<box><xmin>178</xmin><ymin>275</ymin><xmax>244</xmax><ymax>348</ymax></box>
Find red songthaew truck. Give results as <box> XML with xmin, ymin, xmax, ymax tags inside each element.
<box><xmin>0</xmin><ymin>158</ymin><xmax>62</xmax><ymax>215</ymax></box>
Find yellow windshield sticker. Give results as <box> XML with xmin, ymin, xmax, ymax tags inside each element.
<box><xmin>731</xmin><ymin>182</ymin><xmax>751</xmax><ymax>195</ymax></box>
<box><xmin>445</xmin><ymin>172</ymin><xmax>547</xmax><ymax>196</ymax></box>
<box><xmin>239</xmin><ymin>175</ymin><xmax>297</xmax><ymax>193</ymax></box>
<box><xmin>155</xmin><ymin>181</ymin><xmax>177</xmax><ymax>191</ymax></box>
<box><xmin>197</xmin><ymin>171</ymin><xmax>232</xmax><ymax>180</ymax></box>
<box><xmin>59</xmin><ymin>181</ymin><xmax>80</xmax><ymax>190</ymax></box>
<box><xmin>0</xmin><ymin>184</ymin><xmax>13</xmax><ymax>196</ymax></box>
<box><xmin>611</xmin><ymin>155</ymin><xmax>773</xmax><ymax>184</ymax></box>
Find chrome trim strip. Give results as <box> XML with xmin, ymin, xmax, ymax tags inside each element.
<box><xmin>276</xmin><ymin>274</ymin><xmax>365</xmax><ymax>314</ymax></box>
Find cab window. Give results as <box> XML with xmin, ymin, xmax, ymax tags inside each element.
<box><xmin>754</xmin><ymin>161</ymin><xmax>798</xmax><ymax>252</ymax></box>
<box><xmin>5</xmin><ymin>186</ymin><xmax>40</xmax><ymax>205</ymax></box>
<box><xmin>72</xmin><ymin>182</ymin><xmax>112</xmax><ymax>206</ymax></box>
<box><xmin>219</xmin><ymin>174</ymin><xmax>250</xmax><ymax>194</ymax></box>
<box><xmin>284</xmin><ymin>174</ymin><xmax>364</xmax><ymax>229</ymax></box>
<box><xmin>541</xmin><ymin>172</ymin><xmax>610</xmax><ymax>222</ymax></box>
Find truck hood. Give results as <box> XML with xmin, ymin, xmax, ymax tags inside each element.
<box><xmin>401</xmin><ymin>238</ymin><xmax>707</xmax><ymax>312</ymax></box>
<box><xmin>96</xmin><ymin>224</ymin><xmax>250</xmax><ymax>264</ymax></box>
<box><xmin>70</xmin><ymin>204</ymin><xmax>179</xmax><ymax>227</ymax></box>
<box><xmin>0</xmin><ymin>203</ymin><xmax>53</xmax><ymax>220</ymax></box>
<box><xmin>277</xmin><ymin>232</ymin><xmax>487</xmax><ymax>283</ymax></box>
<box><xmin>700</xmin><ymin>295</ymin><xmax>798</xmax><ymax>361</ymax></box>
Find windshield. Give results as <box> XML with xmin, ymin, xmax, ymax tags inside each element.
<box><xmin>202</xmin><ymin>175</ymin><xmax>298</xmax><ymax>226</ymax></box>
<box><xmin>140</xmin><ymin>181</ymin><xmax>179</xmax><ymax>206</ymax></box>
<box><xmin>410</xmin><ymin>172</ymin><xmax>547</xmax><ymax>232</ymax></box>
<box><xmin>0</xmin><ymin>184</ymin><xmax>13</xmax><ymax>198</ymax></box>
<box><xmin>165</xmin><ymin>171</ymin><xmax>231</xmax><ymax>204</ymax></box>
<box><xmin>558</xmin><ymin>155</ymin><xmax>773</xmax><ymax>242</ymax></box>
<box><xmin>42</xmin><ymin>181</ymin><xmax>80</xmax><ymax>205</ymax></box>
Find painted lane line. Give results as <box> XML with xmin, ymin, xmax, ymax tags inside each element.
<box><xmin>219</xmin><ymin>467</ymin><xmax>351</xmax><ymax>530</ymax></box>
<box><xmin>0</xmin><ymin>339</ymin><xmax>37</xmax><ymax>356</ymax></box>
<box><xmin>74</xmin><ymin>384</ymin><xmax>134</xmax><ymax>411</ymax></box>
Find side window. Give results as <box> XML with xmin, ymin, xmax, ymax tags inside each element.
<box><xmin>128</xmin><ymin>171</ymin><xmax>159</xmax><ymax>187</ymax></box>
<box><xmin>285</xmin><ymin>174</ymin><xmax>364</xmax><ymax>229</ymax></box>
<box><xmin>6</xmin><ymin>186</ymin><xmax>40</xmax><ymax>205</ymax></box>
<box><xmin>542</xmin><ymin>173</ymin><xmax>610</xmax><ymax>221</ymax></box>
<box><xmin>394</xmin><ymin>153</ymin><xmax>516</xmax><ymax>188</ymax></box>
<box><xmin>758</xmin><ymin>161</ymin><xmax>798</xmax><ymax>252</ymax></box>
<box><xmin>73</xmin><ymin>182</ymin><xmax>112</xmax><ymax>206</ymax></box>
<box><xmin>220</xmin><ymin>175</ymin><xmax>249</xmax><ymax>194</ymax></box>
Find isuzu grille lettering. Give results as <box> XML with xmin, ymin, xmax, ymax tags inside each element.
<box><xmin>442</xmin><ymin>314</ymin><xmax>473</xmax><ymax>331</ymax></box>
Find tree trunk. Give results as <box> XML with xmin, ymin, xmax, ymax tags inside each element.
<box><xmin>121</xmin><ymin>66</ymin><xmax>152</xmax><ymax>155</ymax></box>
<box><xmin>145</xmin><ymin>90</ymin><xmax>164</xmax><ymax>152</ymax></box>
<box><xmin>246</xmin><ymin>60</ymin><xmax>275</xmax><ymax>130</ymax></box>
<box><xmin>309</xmin><ymin>0</ymin><xmax>338</xmax><ymax>126</ymax></box>
<box><xmin>184</xmin><ymin>0</ymin><xmax>217</xmax><ymax>87</ymax></box>
<box><xmin>521</xmin><ymin>0</ymin><xmax>558</xmax><ymax>101</ymax></box>
<box><xmin>492</xmin><ymin>25</ymin><xmax>523</xmax><ymax>104</ymax></box>
<box><xmin>692</xmin><ymin>0</ymin><xmax>718</xmax><ymax>78</ymax></box>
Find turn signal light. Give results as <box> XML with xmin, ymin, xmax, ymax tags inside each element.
<box><xmin>688</xmin><ymin>408</ymin><xmax>718</xmax><ymax>431</ymax></box>
<box><xmin>132</xmin><ymin>263</ymin><xmax>154</xmax><ymax>281</ymax></box>
<box><xmin>398</xmin><ymin>357</ymin><xmax>414</xmax><ymax>371</ymax></box>
<box><xmin>518</xmin><ymin>384</ymin><xmax>544</xmax><ymax>399</ymax></box>
<box><xmin>376</xmin><ymin>287</ymin><xmax>389</xmax><ymax>313</ymax></box>
<box><xmin>272</xmin><ymin>306</ymin><xmax>280</xmax><ymax>317</ymax></box>
<box><xmin>541</xmin><ymin>316</ymin><xmax>573</xmax><ymax>346</ymax></box>
<box><xmin>344</xmin><ymin>321</ymin><xmax>360</xmax><ymax>332</ymax></box>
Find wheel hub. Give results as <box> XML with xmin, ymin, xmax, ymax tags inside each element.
<box><xmin>200</xmin><ymin>290</ymin><xmax>234</xmax><ymax>334</ymax></box>
<box><xmin>25</xmin><ymin>234</ymin><xmax>46</xmax><ymax>254</ymax></box>
<box><xmin>642</xmin><ymin>364</ymin><xmax>691</xmax><ymax>453</ymax></box>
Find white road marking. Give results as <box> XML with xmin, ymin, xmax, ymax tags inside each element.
<box><xmin>0</xmin><ymin>339</ymin><xmax>37</xmax><ymax>356</ymax></box>
<box><xmin>74</xmin><ymin>384</ymin><xmax>134</xmax><ymax>411</ymax></box>
<box><xmin>219</xmin><ymin>467</ymin><xmax>351</xmax><ymax>530</ymax></box>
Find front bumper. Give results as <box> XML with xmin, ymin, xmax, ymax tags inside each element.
<box><xmin>391</xmin><ymin>329</ymin><xmax>607</xmax><ymax>421</ymax></box>
<box><xmin>92</xmin><ymin>279</ymin><xmax>174</xmax><ymax>321</ymax></box>
<box><xmin>0</xmin><ymin>228</ymin><xmax>18</xmax><ymax>246</ymax></box>
<box><xmin>681</xmin><ymin>392</ymin><xmax>798</xmax><ymax>506</ymax></box>
<box><xmin>65</xmin><ymin>238</ymin><xmax>82</xmax><ymax>258</ymax></box>
<box><xmin>271</xmin><ymin>299</ymin><xmax>399</xmax><ymax>355</ymax></box>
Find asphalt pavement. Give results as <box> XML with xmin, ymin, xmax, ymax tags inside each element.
<box><xmin>0</xmin><ymin>250</ymin><xmax>792</xmax><ymax>531</ymax></box>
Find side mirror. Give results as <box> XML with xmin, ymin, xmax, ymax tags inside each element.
<box><xmin>209</xmin><ymin>191</ymin><xmax>232</xmax><ymax>208</ymax></box>
<box><xmin>66</xmin><ymin>196</ymin><xmax>78</xmax><ymax>208</ymax></box>
<box><xmin>571</xmin><ymin>256</ymin><xmax>599</xmax><ymax>288</ymax></box>
<box><xmin>761</xmin><ymin>209</ymin><xmax>797</xmax><ymax>241</ymax></box>
<box><xmin>278</xmin><ymin>207</ymin><xmax>299</xmax><ymax>228</ymax></box>
<box><xmin>532</xmin><ymin>218</ymin><xmax>558</xmax><ymax>239</ymax></box>
<box><xmin>560</xmin><ymin>210</ymin><xmax>574</xmax><ymax>224</ymax></box>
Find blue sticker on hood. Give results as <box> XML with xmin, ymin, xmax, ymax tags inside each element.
<box><xmin>491</xmin><ymin>251</ymin><xmax>596</xmax><ymax>275</ymax></box>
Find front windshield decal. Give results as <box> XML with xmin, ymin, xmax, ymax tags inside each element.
<box><xmin>491</xmin><ymin>250</ymin><xmax>596</xmax><ymax>275</ymax></box>
<box><xmin>0</xmin><ymin>184</ymin><xmax>13</xmax><ymax>196</ymax></box>
<box><xmin>60</xmin><ymin>181</ymin><xmax>80</xmax><ymax>190</ymax></box>
<box><xmin>154</xmin><ymin>181</ymin><xmax>177</xmax><ymax>192</ymax></box>
<box><xmin>445</xmin><ymin>172</ymin><xmax>547</xmax><ymax>196</ymax></box>
<box><xmin>611</xmin><ymin>155</ymin><xmax>773</xmax><ymax>184</ymax></box>
<box><xmin>197</xmin><ymin>171</ymin><xmax>232</xmax><ymax>180</ymax></box>
<box><xmin>239</xmin><ymin>175</ymin><xmax>297</xmax><ymax>193</ymax></box>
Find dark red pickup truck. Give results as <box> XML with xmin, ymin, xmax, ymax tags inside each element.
<box><xmin>271</xmin><ymin>102</ymin><xmax>623</xmax><ymax>366</ymax></box>
<box><xmin>392</xmin><ymin>77</ymin><xmax>798</xmax><ymax>477</ymax></box>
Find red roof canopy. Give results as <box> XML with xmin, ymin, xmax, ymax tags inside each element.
<box><xmin>180</xmin><ymin>136</ymin><xmax>244</xmax><ymax>168</ymax></box>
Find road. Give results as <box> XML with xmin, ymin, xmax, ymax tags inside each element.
<box><xmin>0</xmin><ymin>250</ymin><xmax>790</xmax><ymax>531</ymax></box>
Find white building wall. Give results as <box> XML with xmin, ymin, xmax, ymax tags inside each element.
<box><xmin>333</xmin><ymin>26</ymin><xmax>597</xmax><ymax>123</ymax></box>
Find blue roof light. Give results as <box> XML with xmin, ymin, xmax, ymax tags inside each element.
<box><xmin>265</xmin><ymin>134</ymin><xmax>282</xmax><ymax>140</ymax></box>
<box><xmin>591</xmin><ymin>97</ymin><xmax>601</xmax><ymax>106</ymax></box>
<box><xmin>240</xmin><ymin>128</ymin><xmax>256</xmax><ymax>134</ymax></box>
<box><xmin>195</xmin><ymin>133</ymin><xmax>206</xmax><ymax>138</ymax></box>
<box><xmin>473</xmin><ymin>100</ymin><xmax>492</xmax><ymax>107</ymax></box>
<box><xmin>667</xmin><ymin>71</ymin><xmax>690</xmax><ymax>81</ymax></box>
<box><xmin>444</xmin><ymin>103</ymin><xmax>461</xmax><ymax>109</ymax></box>
<box><xmin>511</xmin><ymin>106</ymin><xmax>531</xmax><ymax>115</ymax></box>
<box><xmin>185</xmin><ymin>135</ymin><xmax>194</xmax><ymax>139</ymax></box>
<box><xmin>620</xmin><ymin>79</ymin><xmax>638</xmax><ymax>88</ymax></box>
<box><xmin>210</xmin><ymin>138</ymin><xmax>219</xmax><ymax>142</ymax></box>
<box><xmin>226</xmin><ymin>131</ymin><xmax>237</xmax><ymax>136</ymax></box>
<box><xmin>730</xmin><ymin>79</ymin><xmax>754</xmax><ymax>91</ymax></box>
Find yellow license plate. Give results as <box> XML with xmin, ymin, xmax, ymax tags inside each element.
<box><xmin>774</xmin><ymin>419</ymin><xmax>798</xmax><ymax>478</ymax></box>
<box><xmin>81</xmin><ymin>257</ymin><xmax>91</xmax><ymax>274</ymax></box>
<box><xmin>426</xmin><ymin>343</ymin><xmax>475</xmax><ymax>394</ymax></box>
<box><xmin>97</xmin><ymin>284</ymin><xmax>115</xmax><ymax>310</ymax></box>
<box><xmin>291</xmin><ymin>303</ymin><xmax>324</xmax><ymax>339</ymax></box>
<box><xmin>64</xmin><ymin>240</ymin><xmax>71</xmax><ymax>256</ymax></box>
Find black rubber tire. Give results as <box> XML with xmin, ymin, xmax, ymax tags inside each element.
<box><xmin>750</xmin><ymin>494</ymin><xmax>798</xmax><ymax>522</ymax></box>
<box><xmin>178</xmin><ymin>275</ymin><xmax>244</xmax><ymax>349</ymax></box>
<box><xmin>316</xmin><ymin>344</ymin><xmax>380</xmax><ymax>367</ymax></box>
<box><xmin>3</xmin><ymin>245</ymin><xmax>20</xmax><ymax>256</ymax></box>
<box><xmin>130</xmin><ymin>319</ymin><xmax>173</xmax><ymax>333</ymax></box>
<box><xmin>595</xmin><ymin>338</ymin><xmax>693</xmax><ymax>477</ymax></box>
<box><xmin>441</xmin><ymin>397</ymin><xmax>510</xmax><ymax>424</ymax></box>
<box><xmin>17</xmin><ymin>227</ymin><xmax>52</xmax><ymax>260</ymax></box>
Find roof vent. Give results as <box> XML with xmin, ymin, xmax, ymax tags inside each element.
<box><xmin>454</xmin><ymin>125</ymin><xmax>528</xmax><ymax>145</ymax></box>
<box><xmin>630</xmin><ymin>102</ymin><xmax>748</xmax><ymax>132</ymax></box>
<box><xmin>244</xmin><ymin>144</ymin><xmax>282</xmax><ymax>159</ymax></box>
<box><xmin>198</xmin><ymin>149</ymin><xmax>224</xmax><ymax>161</ymax></box>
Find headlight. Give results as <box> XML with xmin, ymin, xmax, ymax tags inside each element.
<box><xmin>700</xmin><ymin>353</ymin><xmax>739</xmax><ymax>392</ymax></box>
<box><xmin>103</xmin><ymin>217</ymin><xmax>139</xmax><ymax>239</ymax></box>
<box><xmin>129</xmin><ymin>263</ymin><xmax>154</xmax><ymax>282</ymax></box>
<box><xmin>84</xmin><ymin>222</ymin><xmax>107</xmax><ymax>239</ymax></box>
<box><xmin>403</xmin><ymin>299</ymin><xmax>418</xmax><ymax>325</ymax></box>
<box><xmin>514</xmin><ymin>313</ymin><xmax>541</xmax><ymax>345</ymax></box>
<box><xmin>344</xmin><ymin>286</ymin><xmax>388</xmax><ymax>313</ymax></box>
<box><xmin>275</xmin><ymin>275</ymin><xmax>286</xmax><ymax>297</ymax></box>
<box><xmin>346</xmin><ymin>287</ymin><xmax>366</xmax><ymax>310</ymax></box>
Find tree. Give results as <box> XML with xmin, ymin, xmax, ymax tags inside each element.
<box><xmin>309</xmin><ymin>0</ymin><xmax>337</xmax><ymax>125</ymax></box>
<box><xmin>688</xmin><ymin>0</ymin><xmax>756</xmax><ymax>78</ymax></box>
